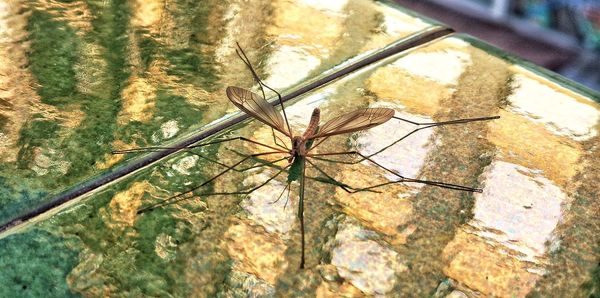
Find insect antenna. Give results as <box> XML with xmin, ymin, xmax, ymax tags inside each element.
<box><xmin>234</xmin><ymin>43</ymin><xmax>267</xmax><ymax>100</ymax></box>
<box><xmin>235</xmin><ymin>42</ymin><xmax>293</xmax><ymax>139</ymax></box>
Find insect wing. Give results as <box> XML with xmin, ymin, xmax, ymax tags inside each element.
<box><xmin>226</xmin><ymin>86</ymin><xmax>291</xmax><ymax>137</ymax></box>
<box><xmin>310</xmin><ymin>108</ymin><xmax>394</xmax><ymax>139</ymax></box>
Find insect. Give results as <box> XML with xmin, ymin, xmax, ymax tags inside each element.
<box><xmin>114</xmin><ymin>43</ymin><xmax>499</xmax><ymax>269</ymax></box>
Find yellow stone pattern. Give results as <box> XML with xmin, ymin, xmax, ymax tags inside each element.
<box><xmin>442</xmin><ymin>230</ymin><xmax>540</xmax><ymax>297</ymax></box>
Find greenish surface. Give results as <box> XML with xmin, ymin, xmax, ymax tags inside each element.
<box><xmin>0</xmin><ymin>1</ymin><xmax>598</xmax><ymax>297</ymax></box>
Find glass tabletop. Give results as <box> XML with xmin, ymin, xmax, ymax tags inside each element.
<box><xmin>0</xmin><ymin>0</ymin><xmax>442</xmax><ymax>226</ymax></box>
<box><xmin>0</xmin><ymin>1</ymin><xmax>598</xmax><ymax>298</ymax></box>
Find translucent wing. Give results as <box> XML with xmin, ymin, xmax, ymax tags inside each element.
<box><xmin>226</xmin><ymin>86</ymin><xmax>291</xmax><ymax>137</ymax></box>
<box><xmin>310</xmin><ymin>108</ymin><xmax>394</xmax><ymax>139</ymax></box>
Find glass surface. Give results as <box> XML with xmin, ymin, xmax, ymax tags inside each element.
<box><xmin>0</xmin><ymin>0</ymin><xmax>440</xmax><ymax>225</ymax></box>
<box><xmin>1</xmin><ymin>31</ymin><xmax>598</xmax><ymax>297</ymax></box>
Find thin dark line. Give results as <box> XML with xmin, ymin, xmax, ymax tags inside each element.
<box><xmin>0</xmin><ymin>26</ymin><xmax>454</xmax><ymax>234</ymax></box>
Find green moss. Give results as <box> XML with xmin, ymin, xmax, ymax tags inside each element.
<box><xmin>86</xmin><ymin>0</ymin><xmax>131</xmax><ymax>99</ymax></box>
<box><xmin>56</xmin><ymin>94</ymin><xmax>120</xmax><ymax>187</ymax></box>
<box><xmin>48</xmin><ymin>0</ymin><xmax>128</xmax><ymax>184</ymax></box>
<box><xmin>118</xmin><ymin>89</ymin><xmax>204</xmax><ymax>145</ymax></box>
<box><xmin>0</xmin><ymin>0</ymin><xmax>132</xmax><ymax>223</ymax></box>
<box><xmin>165</xmin><ymin>48</ymin><xmax>207</xmax><ymax>81</ymax></box>
<box><xmin>27</xmin><ymin>11</ymin><xmax>78</xmax><ymax>104</ymax></box>
<box><xmin>0</xmin><ymin>229</ymin><xmax>80</xmax><ymax>298</ymax></box>
<box><xmin>16</xmin><ymin>119</ymin><xmax>60</xmax><ymax>170</ymax></box>
<box><xmin>138</xmin><ymin>35</ymin><xmax>160</xmax><ymax>72</ymax></box>
<box><xmin>45</xmin><ymin>151</ymin><xmax>218</xmax><ymax>296</ymax></box>
<box><xmin>164</xmin><ymin>0</ymin><xmax>219</xmax><ymax>91</ymax></box>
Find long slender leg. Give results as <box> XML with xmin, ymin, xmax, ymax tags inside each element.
<box><xmin>299</xmin><ymin>157</ymin><xmax>307</xmax><ymax>269</ymax></box>
<box><xmin>112</xmin><ymin>136</ymin><xmax>286</xmax><ymax>155</ymax></box>
<box><xmin>304</xmin><ymin>158</ymin><xmax>380</xmax><ymax>194</ymax></box>
<box><xmin>226</xmin><ymin>148</ymin><xmax>369</xmax><ymax>189</ymax></box>
<box><xmin>312</xmin><ymin>155</ymin><xmax>478</xmax><ymax>192</ymax></box>
<box><xmin>308</xmin><ymin>157</ymin><xmax>462</xmax><ymax>193</ymax></box>
<box><xmin>393</xmin><ymin>115</ymin><xmax>500</xmax><ymax>126</ymax></box>
<box><xmin>311</xmin><ymin>155</ymin><xmax>483</xmax><ymax>195</ymax></box>
<box><xmin>306</xmin><ymin>136</ymin><xmax>330</xmax><ymax>152</ymax></box>
<box><xmin>308</xmin><ymin>158</ymin><xmax>437</xmax><ymax>192</ymax></box>
<box><xmin>309</xmin><ymin>115</ymin><xmax>499</xmax><ymax>162</ymax></box>
<box><xmin>137</xmin><ymin>151</ymin><xmax>286</xmax><ymax>213</ymax></box>
<box><xmin>235</xmin><ymin>44</ymin><xmax>267</xmax><ymax>100</ymax></box>
<box><xmin>308</xmin><ymin>151</ymin><xmax>482</xmax><ymax>192</ymax></box>
<box><xmin>362</xmin><ymin>115</ymin><xmax>499</xmax><ymax>161</ymax></box>
<box><xmin>194</xmin><ymin>153</ymin><xmax>288</xmax><ymax>173</ymax></box>
<box><xmin>150</xmin><ymin>163</ymin><xmax>292</xmax><ymax>212</ymax></box>
<box><xmin>283</xmin><ymin>184</ymin><xmax>292</xmax><ymax>210</ymax></box>
<box><xmin>271</xmin><ymin>182</ymin><xmax>291</xmax><ymax>204</ymax></box>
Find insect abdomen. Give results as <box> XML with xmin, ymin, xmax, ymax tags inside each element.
<box><xmin>302</xmin><ymin>108</ymin><xmax>320</xmax><ymax>139</ymax></box>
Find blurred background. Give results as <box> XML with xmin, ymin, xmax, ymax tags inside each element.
<box><xmin>396</xmin><ymin>0</ymin><xmax>600</xmax><ymax>92</ymax></box>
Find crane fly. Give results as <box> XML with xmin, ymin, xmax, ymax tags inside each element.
<box><xmin>113</xmin><ymin>43</ymin><xmax>499</xmax><ymax>269</ymax></box>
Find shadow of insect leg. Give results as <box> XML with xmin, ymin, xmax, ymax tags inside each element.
<box><xmin>137</xmin><ymin>151</ymin><xmax>287</xmax><ymax>213</ymax></box>
<box><xmin>271</xmin><ymin>128</ymin><xmax>289</xmax><ymax>150</ymax></box>
<box><xmin>308</xmin><ymin>151</ymin><xmax>481</xmax><ymax>192</ymax></box>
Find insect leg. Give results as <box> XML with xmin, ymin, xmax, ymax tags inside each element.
<box><xmin>195</xmin><ymin>163</ymin><xmax>291</xmax><ymax>198</ymax></box>
<box><xmin>226</xmin><ymin>148</ymin><xmax>362</xmax><ymax>189</ymax></box>
<box><xmin>308</xmin><ymin>151</ymin><xmax>481</xmax><ymax>192</ymax></box>
<box><xmin>193</xmin><ymin>152</ymin><xmax>288</xmax><ymax>173</ymax></box>
<box><xmin>304</xmin><ymin>158</ymin><xmax>380</xmax><ymax>194</ymax></box>
<box><xmin>283</xmin><ymin>183</ymin><xmax>292</xmax><ymax>210</ymax></box>
<box><xmin>112</xmin><ymin>136</ymin><xmax>286</xmax><ymax>155</ymax></box>
<box><xmin>362</xmin><ymin>115</ymin><xmax>500</xmax><ymax>162</ymax></box>
<box><xmin>309</xmin><ymin>116</ymin><xmax>499</xmax><ymax>164</ymax></box>
<box><xmin>145</xmin><ymin>163</ymin><xmax>291</xmax><ymax>215</ymax></box>
<box><xmin>308</xmin><ymin>157</ymin><xmax>468</xmax><ymax>192</ymax></box>
<box><xmin>137</xmin><ymin>151</ymin><xmax>287</xmax><ymax>213</ymax></box>
<box><xmin>298</xmin><ymin>157</ymin><xmax>307</xmax><ymax>269</ymax></box>
<box><xmin>270</xmin><ymin>182</ymin><xmax>291</xmax><ymax>204</ymax></box>
<box><xmin>393</xmin><ymin>115</ymin><xmax>500</xmax><ymax>126</ymax></box>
